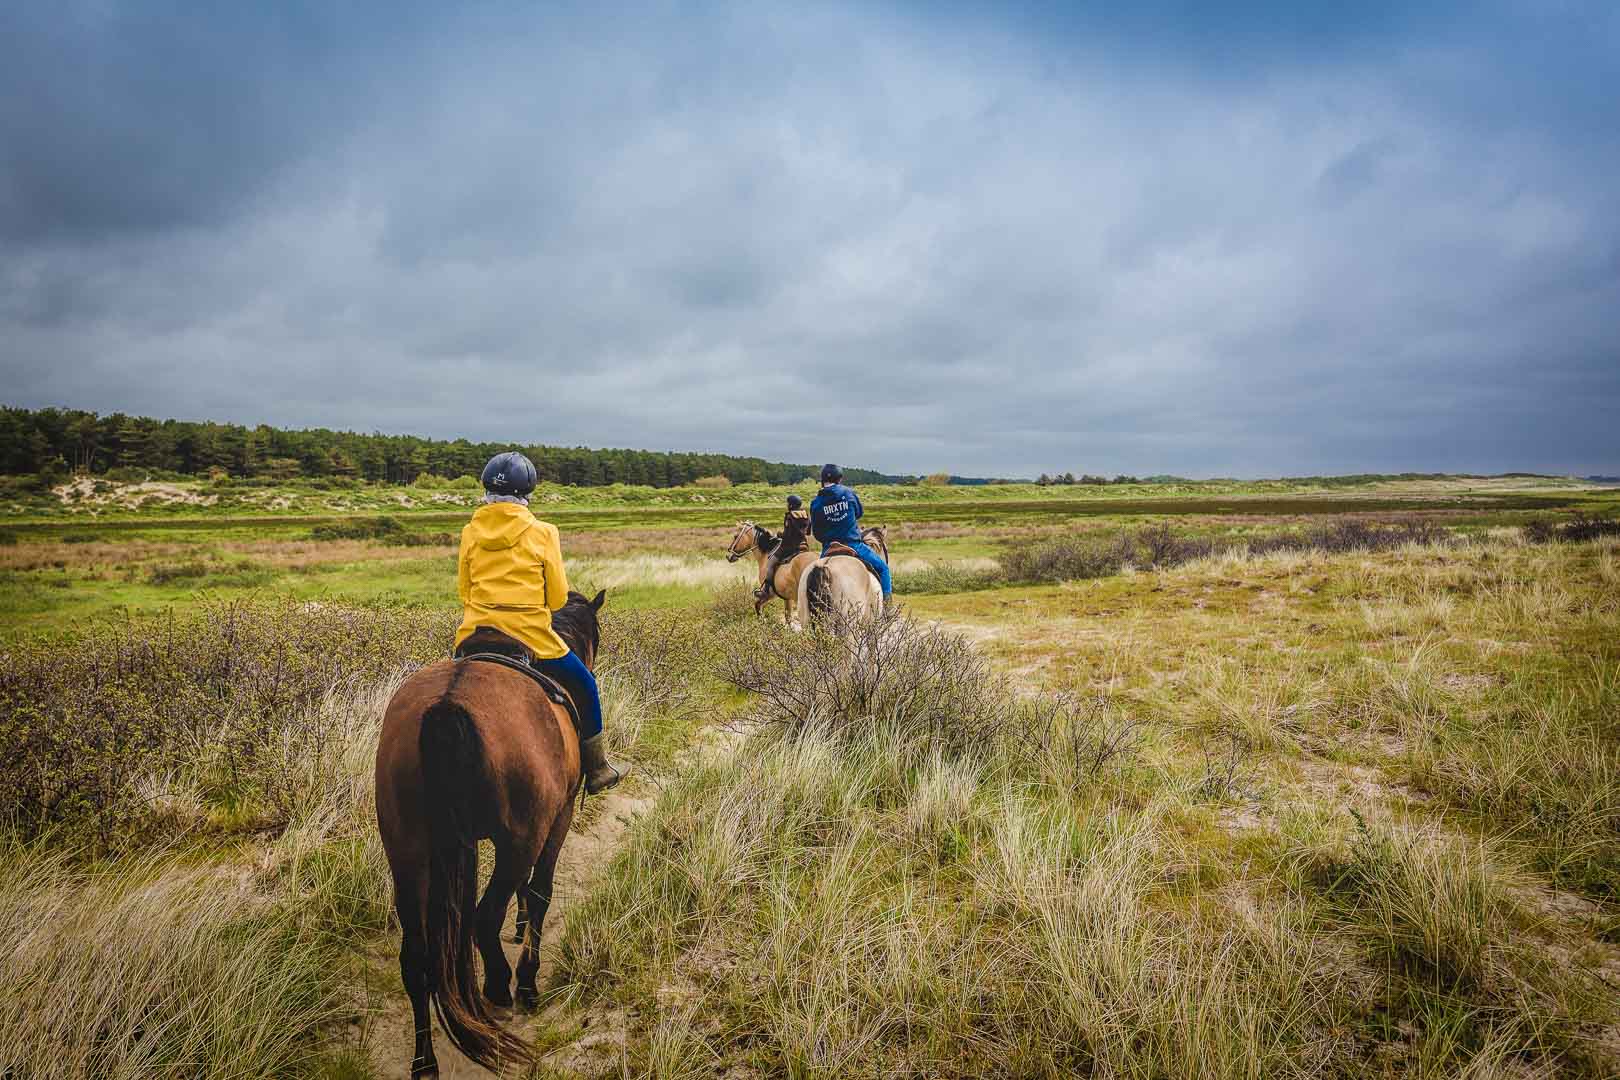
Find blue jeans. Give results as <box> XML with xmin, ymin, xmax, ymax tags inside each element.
<box><xmin>533</xmin><ymin>651</ymin><xmax>604</xmax><ymax>739</ymax></box>
<box><xmin>824</xmin><ymin>540</ymin><xmax>891</xmax><ymax>596</ymax></box>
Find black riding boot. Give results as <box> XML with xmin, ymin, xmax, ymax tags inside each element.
<box><xmin>580</xmin><ymin>734</ymin><xmax>626</xmax><ymax>794</ymax></box>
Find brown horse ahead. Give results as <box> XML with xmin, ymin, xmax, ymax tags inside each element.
<box><xmin>375</xmin><ymin>589</ymin><xmax>606</xmax><ymax>1078</ymax></box>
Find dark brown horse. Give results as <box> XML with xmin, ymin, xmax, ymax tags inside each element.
<box><xmin>375</xmin><ymin>589</ymin><xmax>606</xmax><ymax>1078</ymax></box>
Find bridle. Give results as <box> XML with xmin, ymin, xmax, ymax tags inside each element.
<box><xmin>725</xmin><ymin>522</ymin><xmax>756</xmax><ymax>563</ymax></box>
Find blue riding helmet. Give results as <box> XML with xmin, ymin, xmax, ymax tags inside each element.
<box><xmin>819</xmin><ymin>463</ymin><xmax>843</xmax><ymax>484</ymax></box>
<box><xmin>786</xmin><ymin>494</ymin><xmax>804</xmax><ymax>510</ymax></box>
<box><xmin>481</xmin><ymin>451</ymin><xmax>538</xmax><ymax>496</ymax></box>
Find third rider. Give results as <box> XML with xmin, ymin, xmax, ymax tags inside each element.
<box><xmin>809</xmin><ymin>463</ymin><xmax>892</xmax><ymax>610</ymax></box>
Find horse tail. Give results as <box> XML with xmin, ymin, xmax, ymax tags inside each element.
<box><xmin>418</xmin><ymin>699</ymin><xmax>530</xmax><ymax>1071</ymax></box>
<box><xmin>806</xmin><ymin>562</ymin><xmax>833</xmax><ymax>622</ymax></box>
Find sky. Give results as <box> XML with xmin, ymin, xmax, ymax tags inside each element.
<box><xmin>2</xmin><ymin>1</ymin><xmax>1617</xmax><ymax>479</ymax></box>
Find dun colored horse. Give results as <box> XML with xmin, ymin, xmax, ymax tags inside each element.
<box><xmin>799</xmin><ymin>549</ymin><xmax>883</xmax><ymax>626</ymax></box>
<box><xmin>726</xmin><ymin>521</ymin><xmax>818</xmax><ymax>627</ymax></box>
<box><xmin>727</xmin><ymin>522</ymin><xmax>890</xmax><ymax>630</ymax></box>
<box><xmin>375</xmin><ymin>589</ymin><xmax>607</xmax><ymax>1078</ymax></box>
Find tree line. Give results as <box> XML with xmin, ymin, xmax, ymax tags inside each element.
<box><xmin>1036</xmin><ymin>471</ymin><xmax>1158</xmax><ymax>485</ymax></box>
<box><xmin>0</xmin><ymin>407</ymin><xmax>909</xmax><ymax>488</ymax></box>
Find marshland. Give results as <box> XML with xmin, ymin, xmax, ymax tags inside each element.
<box><xmin>3</xmin><ymin>474</ymin><xmax>1618</xmax><ymax>1077</ymax></box>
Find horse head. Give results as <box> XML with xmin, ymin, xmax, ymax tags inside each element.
<box><xmin>554</xmin><ymin>589</ymin><xmax>607</xmax><ymax>667</ymax></box>
<box><xmin>726</xmin><ymin>521</ymin><xmax>756</xmax><ymax>562</ymax></box>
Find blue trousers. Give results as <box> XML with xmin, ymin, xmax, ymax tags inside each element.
<box><xmin>824</xmin><ymin>539</ymin><xmax>892</xmax><ymax>596</ymax></box>
<box><xmin>533</xmin><ymin>651</ymin><xmax>604</xmax><ymax>739</ymax></box>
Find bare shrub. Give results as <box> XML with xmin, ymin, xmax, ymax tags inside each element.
<box><xmin>999</xmin><ymin>532</ymin><xmax>1132</xmax><ymax>583</ymax></box>
<box><xmin>1131</xmin><ymin>521</ymin><xmax>1223</xmax><ymax>568</ymax></box>
<box><xmin>1197</xmin><ymin>728</ymin><xmax>1256</xmax><ymax>801</ymax></box>
<box><xmin>992</xmin><ymin>519</ymin><xmax>1448</xmax><ymax>585</ymax></box>
<box><xmin>308</xmin><ymin>515</ymin><xmax>407</xmax><ymax>541</ymax></box>
<box><xmin>1014</xmin><ymin>693</ymin><xmax>1144</xmax><ymax>794</ymax></box>
<box><xmin>1248</xmin><ymin>519</ymin><xmax>1451</xmax><ymax>557</ymax></box>
<box><xmin>892</xmin><ymin>562</ymin><xmax>1001</xmax><ymax>594</ymax></box>
<box><xmin>1523</xmin><ymin>514</ymin><xmax>1620</xmax><ymax>544</ymax></box>
<box><xmin>0</xmin><ymin>599</ymin><xmax>452</xmax><ymax>847</ymax></box>
<box><xmin>598</xmin><ymin>607</ymin><xmax>713</xmax><ymax>725</ymax></box>
<box><xmin>708</xmin><ymin>582</ymin><xmax>759</xmax><ymax>623</ymax></box>
<box><xmin>716</xmin><ymin>612</ymin><xmax>1006</xmax><ymax>764</ymax></box>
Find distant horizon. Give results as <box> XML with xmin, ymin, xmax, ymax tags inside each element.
<box><xmin>4</xmin><ymin>401</ymin><xmax>1612</xmax><ymax>485</ymax></box>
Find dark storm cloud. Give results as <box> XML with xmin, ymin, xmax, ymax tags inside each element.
<box><xmin>1</xmin><ymin>0</ymin><xmax>1617</xmax><ymax>477</ymax></box>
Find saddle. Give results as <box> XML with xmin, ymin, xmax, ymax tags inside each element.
<box><xmin>453</xmin><ymin>627</ymin><xmax>583</xmax><ymax>733</ymax></box>
<box><xmin>823</xmin><ymin>542</ymin><xmax>883</xmax><ymax>582</ymax></box>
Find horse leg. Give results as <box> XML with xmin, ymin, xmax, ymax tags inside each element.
<box><xmin>516</xmin><ymin>800</ymin><xmax>575</xmax><ymax>1009</ymax></box>
<box><xmin>511</xmin><ymin>889</ymin><xmax>527</xmax><ymax>945</ymax></box>
<box><xmin>475</xmin><ymin>838</ymin><xmax>527</xmax><ymax>1008</ymax></box>
<box><xmin>774</xmin><ymin>569</ymin><xmax>793</xmax><ymax>628</ymax></box>
<box><xmin>393</xmin><ymin>861</ymin><xmax>439</xmax><ymax>1079</ymax></box>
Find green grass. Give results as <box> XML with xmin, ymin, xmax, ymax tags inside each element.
<box><xmin>4</xmin><ymin>483</ymin><xmax>1619</xmax><ymax>1077</ymax></box>
<box><xmin>547</xmin><ymin>531</ymin><xmax>1620</xmax><ymax>1077</ymax></box>
<box><xmin>5</xmin><ymin>469</ymin><xmax>1615</xmax><ymax>526</ymax></box>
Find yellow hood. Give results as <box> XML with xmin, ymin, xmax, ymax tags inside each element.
<box><xmin>464</xmin><ymin>500</ymin><xmax>535</xmax><ymax>550</ymax></box>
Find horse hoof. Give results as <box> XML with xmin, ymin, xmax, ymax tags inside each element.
<box><xmin>484</xmin><ymin>984</ymin><xmax>514</xmax><ymax>1009</ymax></box>
<box><xmin>517</xmin><ymin>986</ymin><xmax>540</xmax><ymax>1011</ymax></box>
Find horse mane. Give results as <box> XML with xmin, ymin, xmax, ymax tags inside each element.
<box><xmin>551</xmin><ymin>591</ymin><xmax>601</xmax><ymax>661</ymax></box>
<box><xmin>754</xmin><ymin>525</ymin><xmax>780</xmax><ymax>555</ymax></box>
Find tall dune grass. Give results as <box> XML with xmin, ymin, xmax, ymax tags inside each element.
<box><xmin>0</xmin><ymin>846</ymin><xmax>362</xmax><ymax>1079</ymax></box>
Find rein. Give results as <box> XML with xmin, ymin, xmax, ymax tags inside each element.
<box><xmin>726</xmin><ymin>522</ymin><xmax>755</xmax><ymax>562</ymax></box>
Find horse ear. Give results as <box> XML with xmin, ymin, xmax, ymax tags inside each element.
<box><xmin>590</xmin><ymin>589</ymin><xmax>607</xmax><ymax>610</ymax></box>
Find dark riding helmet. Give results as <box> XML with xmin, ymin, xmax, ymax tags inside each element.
<box><xmin>786</xmin><ymin>494</ymin><xmax>803</xmax><ymax>510</ymax></box>
<box><xmin>819</xmin><ymin>463</ymin><xmax>843</xmax><ymax>484</ymax></box>
<box><xmin>480</xmin><ymin>451</ymin><xmax>538</xmax><ymax>496</ymax></box>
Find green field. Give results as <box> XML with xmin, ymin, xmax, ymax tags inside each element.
<box><xmin>4</xmin><ymin>473</ymin><xmax>1616</xmax><ymax>636</ymax></box>
<box><xmin>2</xmin><ymin>476</ymin><xmax>1618</xmax><ymax>1077</ymax></box>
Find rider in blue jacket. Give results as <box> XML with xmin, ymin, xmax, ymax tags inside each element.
<box><xmin>809</xmin><ymin>463</ymin><xmax>892</xmax><ymax>605</ymax></box>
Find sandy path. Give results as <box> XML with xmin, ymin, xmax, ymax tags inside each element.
<box><xmin>366</xmin><ymin>785</ymin><xmax>655</xmax><ymax>1079</ymax></box>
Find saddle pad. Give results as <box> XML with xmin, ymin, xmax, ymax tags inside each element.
<box><xmin>454</xmin><ymin>652</ymin><xmax>583</xmax><ymax>733</ymax></box>
<box><xmin>822</xmin><ymin>543</ymin><xmax>881</xmax><ymax>581</ymax></box>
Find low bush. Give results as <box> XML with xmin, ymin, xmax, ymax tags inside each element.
<box><xmin>1248</xmin><ymin>519</ymin><xmax>1451</xmax><ymax>556</ymax></box>
<box><xmin>1000</xmin><ymin>532</ymin><xmax>1133</xmax><ymax>583</ymax></box>
<box><xmin>308</xmin><ymin>515</ymin><xmax>451</xmax><ymax>547</ymax></box>
<box><xmin>146</xmin><ymin>560</ymin><xmax>212</xmax><ymax>585</ymax></box>
<box><xmin>718</xmin><ymin>612</ymin><xmax>1006</xmax><ymax>765</ymax></box>
<box><xmin>988</xmin><ymin>519</ymin><xmax>1455</xmax><ymax>587</ymax></box>
<box><xmin>0</xmin><ymin>599</ymin><xmax>453</xmax><ymax>848</ymax></box>
<box><xmin>308</xmin><ymin>515</ymin><xmax>407</xmax><ymax>542</ymax></box>
<box><xmin>0</xmin><ymin>529</ymin><xmax>17</xmax><ymax>546</ymax></box>
<box><xmin>389</xmin><ymin>530</ymin><xmax>456</xmax><ymax>547</ymax></box>
<box><xmin>1524</xmin><ymin>514</ymin><xmax>1620</xmax><ymax>544</ymax></box>
<box><xmin>893</xmin><ymin>562</ymin><xmax>1001</xmax><ymax>594</ymax></box>
<box><xmin>0</xmin><ymin>474</ymin><xmax>48</xmax><ymax>496</ymax></box>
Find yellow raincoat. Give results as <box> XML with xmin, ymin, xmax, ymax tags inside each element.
<box><xmin>453</xmin><ymin>501</ymin><xmax>570</xmax><ymax>659</ymax></box>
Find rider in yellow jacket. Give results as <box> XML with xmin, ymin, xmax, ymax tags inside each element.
<box><xmin>453</xmin><ymin>451</ymin><xmax>624</xmax><ymax>793</ymax></box>
<box><xmin>454</xmin><ymin>501</ymin><xmax>571</xmax><ymax>660</ymax></box>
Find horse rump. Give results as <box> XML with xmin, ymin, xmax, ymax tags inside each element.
<box><xmin>418</xmin><ymin>699</ymin><xmax>531</xmax><ymax>1070</ymax></box>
